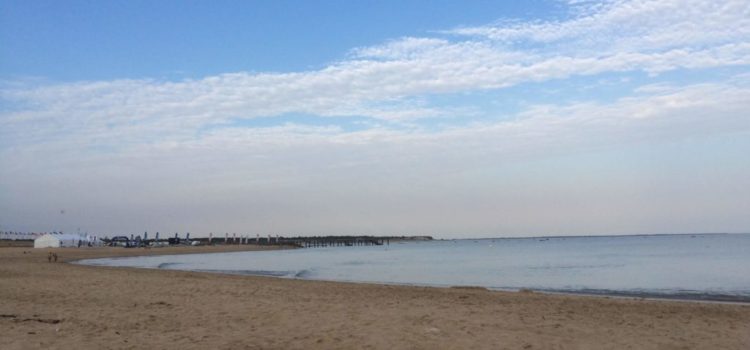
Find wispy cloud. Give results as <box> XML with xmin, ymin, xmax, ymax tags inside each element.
<box><xmin>449</xmin><ymin>0</ymin><xmax>750</xmax><ymax>52</ymax></box>
<box><xmin>2</xmin><ymin>1</ymin><xmax>747</xmax><ymax>141</ymax></box>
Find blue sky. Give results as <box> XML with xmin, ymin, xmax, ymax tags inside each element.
<box><xmin>1</xmin><ymin>0</ymin><xmax>749</xmax><ymax>237</ymax></box>
<box><xmin>1</xmin><ymin>0</ymin><xmax>561</xmax><ymax>80</ymax></box>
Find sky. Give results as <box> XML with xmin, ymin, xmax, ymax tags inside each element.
<box><xmin>1</xmin><ymin>0</ymin><xmax>749</xmax><ymax>238</ymax></box>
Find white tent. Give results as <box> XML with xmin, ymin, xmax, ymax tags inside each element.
<box><xmin>34</xmin><ymin>234</ymin><xmax>86</xmax><ymax>248</ymax></box>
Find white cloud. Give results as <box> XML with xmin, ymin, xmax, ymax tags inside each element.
<box><xmin>3</xmin><ymin>80</ymin><xmax>749</xmax><ymax>235</ymax></box>
<box><xmin>350</xmin><ymin>37</ymin><xmax>451</xmax><ymax>60</ymax></box>
<box><xmin>4</xmin><ymin>80</ymin><xmax>748</xmax><ymax>173</ymax></box>
<box><xmin>2</xmin><ymin>1</ymin><xmax>747</xmax><ymax>144</ymax></box>
<box><xmin>450</xmin><ymin>0</ymin><xmax>750</xmax><ymax>52</ymax></box>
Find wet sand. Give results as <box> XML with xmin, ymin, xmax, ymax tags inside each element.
<box><xmin>1</xmin><ymin>246</ymin><xmax>749</xmax><ymax>349</ymax></box>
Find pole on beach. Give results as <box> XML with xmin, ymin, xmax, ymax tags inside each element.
<box><xmin>225</xmin><ymin>233</ymin><xmax>228</xmax><ymax>244</ymax></box>
<box><xmin>209</xmin><ymin>232</ymin><xmax>213</xmax><ymax>245</ymax></box>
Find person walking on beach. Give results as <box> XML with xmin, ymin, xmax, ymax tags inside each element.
<box><xmin>47</xmin><ymin>252</ymin><xmax>52</xmax><ymax>263</ymax></box>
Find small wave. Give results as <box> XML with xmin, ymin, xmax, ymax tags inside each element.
<box><xmin>157</xmin><ymin>262</ymin><xmax>180</xmax><ymax>269</ymax></box>
<box><xmin>193</xmin><ymin>269</ymin><xmax>292</xmax><ymax>277</ymax></box>
<box><xmin>534</xmin><ymin>287</ymin><xmax>750</xmax><ymax>303</ymax></box>
<box><xmin>528</xmin><ymin>263</ymin><xmax>625</xmax><ymax>270</ymax></box>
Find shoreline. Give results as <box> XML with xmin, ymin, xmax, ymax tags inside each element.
<box><xmin>3</xmin><ymin>246</ymin><xmax>749</xmax><ymax>349</ymax></box>
<box><xmin>74</xmin><ymin>262</ymin><xmax>750</xmax><ymax>305</ymax></box>
<box><xmin>72</xmin><ymin>245</ymin><xmax>750</xmax><ymax>305</ymax></box>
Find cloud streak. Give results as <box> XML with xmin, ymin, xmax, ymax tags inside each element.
<box><xmin>3</xmin><ymin>1</ymin><xmax>748</xmax><ymax>137</ymax></box>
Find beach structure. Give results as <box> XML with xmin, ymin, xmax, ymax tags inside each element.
<box><xmin>110</xmin><ymin>236</ymin><xmax>131</xmax><ymax>247</ymax></box>
<box><xmin>34</xmin><ymin>233</ymin><xmax>86</xmax><ymax>248</ymax></box>
<box><xmin>0</xmin><ymin>231</ymin><xmax>44</xmax><ymax>241</ymax></box>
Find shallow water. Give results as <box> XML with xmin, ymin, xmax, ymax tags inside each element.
<box><xmin>77</xmin><ymin>234</ymin><xmax>750</xmax><ymax>302</ymax></box>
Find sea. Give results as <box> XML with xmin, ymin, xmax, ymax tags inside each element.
<box><xmin>76</xmin><ymin>233</ymin><xmax>750</xmax><ymax>302</ymax></box>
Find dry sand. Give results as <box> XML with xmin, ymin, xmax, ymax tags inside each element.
<box><xmin>1</xmin><ymin>246</ymin><xmax>749</xmax><ymax>349</ymax></box>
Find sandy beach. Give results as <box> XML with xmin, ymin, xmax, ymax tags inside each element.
<box><xmin>1</xmin><ymin>246</ymin><xmax>749</xmax><ymax>349</ymax></box>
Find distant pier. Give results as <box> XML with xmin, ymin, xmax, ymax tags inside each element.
<box><xmin>93</xmin><ymin>234</ymin><xmax>433</xmax><ymax>248</ymax></box>
<box><xmin>190</xmin><ymin>235</ymin><xmax>432</xmax><ymax>248</ymax></box>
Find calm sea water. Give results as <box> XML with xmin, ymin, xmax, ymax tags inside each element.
<box><xmin>77</xmin><ymin>234</ymin><xmax>750</xmax><ymax>302</ymax></box>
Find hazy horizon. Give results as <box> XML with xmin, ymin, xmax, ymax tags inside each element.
<box><xmin>2</xmin><ymin>0</ymin><xmax>749</xmax><ymax>237</ymax></box>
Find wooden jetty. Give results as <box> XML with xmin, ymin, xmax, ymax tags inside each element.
<box><xmin>191</xmin><ymin>235</ymin><xmax>432</xmax><ymax>248</ymax></box>
<box><xmin>101</xmin><ymin>234</ymin><xmax>432</xmax><ymax>248</ymax></box>
<box><xmin>289</xmin><ymin>236</ymin><xmax>387</xmax><ymax>248</ymax></box>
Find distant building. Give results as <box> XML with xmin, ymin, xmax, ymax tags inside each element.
<box><xmin>34</xmin><ymin>234</ymin><xmax>83</xmax><ymax>248</ymax></box>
